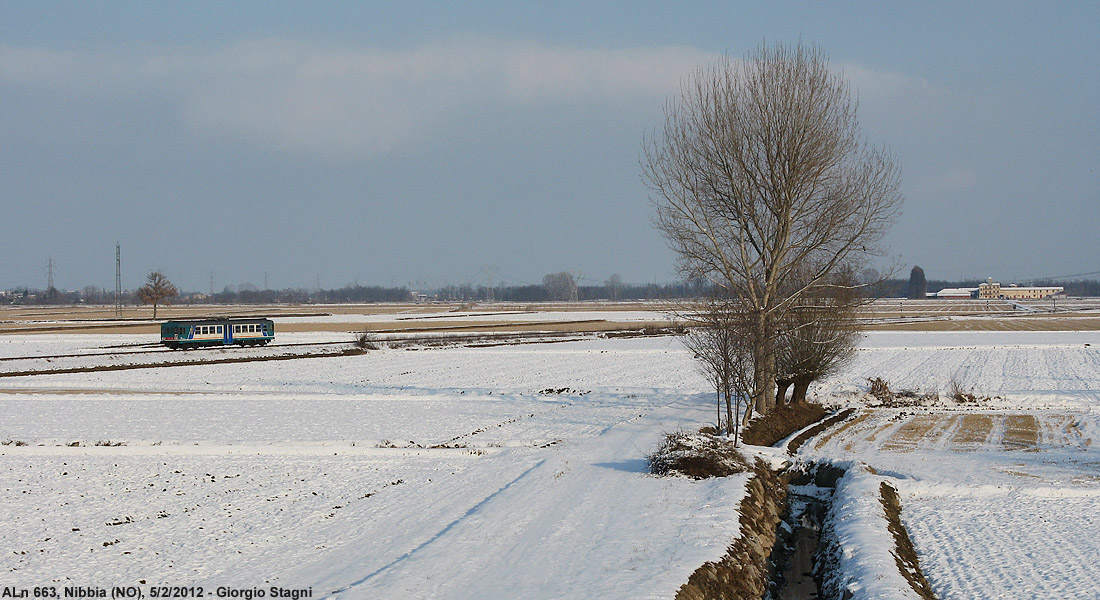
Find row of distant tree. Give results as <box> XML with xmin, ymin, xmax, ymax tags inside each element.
<box><xmin>0</xmin><ymin>271</ymin><xmax>706</xmax><ymax>306</ymax></box>
<box><xmin>5</xmin><ymin>276</ymin><xmax>1100</xmax><ymax>307</ymax></box>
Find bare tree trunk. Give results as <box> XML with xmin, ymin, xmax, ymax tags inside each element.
<box><xmin>733</xmin><ymin>394</ymin><xmax>742</xmax><ymax>447</ymax></box>
<box><xmin>791</xmin><ymin>377</ymin><xmax>812</xmax><ymax>404</ymax></box>
<box><xmin>724</xmin><ymin>383</ymin><xmax>733</xmax><ymax>436</ymax></box>
<box><xmin>753</xmin><ymin>351</ymin><xmax>777</xmax><ymax>412</ymax></box>
<box><xmin>716</xmin><ymin>389</ymin><xmax>723</xmax><ymax>433</ymax></box>
<box><xmin>776</xmin><ymin>379</ymin><xmax>792</xmax><ymax>406</ymax></box>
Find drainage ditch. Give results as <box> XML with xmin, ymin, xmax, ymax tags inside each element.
<box><xmin>769</xmin><ymin>463</ymin><xmax>847</xmax><ymax>600</ymax></box>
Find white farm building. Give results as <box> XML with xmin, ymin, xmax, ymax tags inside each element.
<box><xmin>978</xmin><ymin>277</ymin><xmax>1063</xmax><ymax>300</ymax></box>
<box><xmin>935</xmin><ymin>287</ymin><xmax>979</xmax><ymax>299</ymax></box>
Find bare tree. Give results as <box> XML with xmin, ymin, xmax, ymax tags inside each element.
<box><xmin>776</xmin><ymin>297</ymin><xmax>860</xmax><ymax>405</ymax></box>
<box><xmin>679</xmin><ymin>297</ymin><xmax>758</xmax><ymax>445</ymax></box>
<box><xmin>643</xmin><ymin>43</ymin><xmax>901</xmax><ymax>415</ymax></box>
<box><xmin>542</xmin><ymin>272</ymin><xmax>578</xmax><ymax>302</ymax></box>
<box><xmin>137</xmin><ymin>271</ymin><xmax>178</xmax><ymax>319</ymax></box>
<box><xmin>605</xmin><ymin>273</ymin><xmax>623</xmax><ymax>301</ymax></box>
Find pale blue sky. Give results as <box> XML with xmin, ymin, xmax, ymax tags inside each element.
<box><xmin>2</xmin><ymin>1</ymin><xmax>1098</xmax><ymax>291</ymax></box>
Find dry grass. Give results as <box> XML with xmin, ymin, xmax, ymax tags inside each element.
<box><xmin>649</xmin><ymin>430</ymin><xmax>751</xmax><ymax>479</ymax></box>
<box><xmin>786</xmin><ymin>408</ymin><xmax>857</xmax><ymax>455</ymax></box>
<box><xmin>881</xmin><ymin>416</ymin><xmax>950</xmax><ymax>453</ymax></box>
<box><xmin>675</xmin><ymin>460</ymin><xmax>786</xmax><ymax>600</ymax></box>
<box><xmin>880</xmin><ymin>482</ymin><xmax>938</xmax><ymax>599</ymax></box>
<box><xmin>864</xmin><ymin>316</ymin><xmax>1100</xmax><ymax>332</ymax></box>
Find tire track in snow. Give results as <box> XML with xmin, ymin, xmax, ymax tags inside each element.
<box><xmin>328</xmin><ymin>458</ymin><xmax>548</xmax><ymax>596</ymax></box>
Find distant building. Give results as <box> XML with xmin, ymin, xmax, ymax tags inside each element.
<box><xmin>936</xmin><ymin>287</ymin><xmax>978</xmax><ymax>299</ymax></box>
<box><xmin>978</xmin><ymin>277</ymin><xmax>1063</xmax><ymax>300</ymax></box>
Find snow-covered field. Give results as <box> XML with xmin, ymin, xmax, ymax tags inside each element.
<box><xmin>806</xmin><ymin>330</ymin><xmax>1100</xmax><ymax>600</ymax></box>
<box><xmin>1</xmin><ymin>333</ymin><xmax>746</xmax><ymax>599</ymax></box>
<box><xmin>4</xmin><ymin>317</ymin><xmax>1100</xmax><ymax>599</ymax></box>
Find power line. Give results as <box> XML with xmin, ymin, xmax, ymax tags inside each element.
<box><xmin>1014</xmin><ymin>269</ymin><xmax>1100</xmax><ymax>283</ymax></box>
<box><xmin>115</xmin><ymin>243</ymin><xmax>122</xmax><ymax>317</ymax></box>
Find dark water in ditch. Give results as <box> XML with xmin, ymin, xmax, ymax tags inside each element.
<box><xmin>775</xmin><ymin>491</ymin><xmax>827</xmax><ymax>599</ymax></box>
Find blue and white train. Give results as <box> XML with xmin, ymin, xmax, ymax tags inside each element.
<box><xmin>160</xmin><ymin>318</ymin><xmax>274</xmax><ymax>349</ymax></box>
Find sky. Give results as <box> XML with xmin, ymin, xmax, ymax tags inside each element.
<box><xmin>2</xmin><ymin>1</ymin><xmax>1098</xmax><ymax>292</ymax></box>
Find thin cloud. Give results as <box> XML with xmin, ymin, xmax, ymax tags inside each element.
<box><xmin>2</xmin><ymin>38</ymin><xmax>716</xmax><ymax>158</ymax></box>
<box><xmin>2</xmin><ymin>39</ymin><xmax>936</xmax><ymax>159</ymax></box>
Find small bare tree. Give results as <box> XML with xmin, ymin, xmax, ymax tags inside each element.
<box><xmin>137</xmin><ymin>271</ymin><xmax>178</xmax><ymax>319</ymax></box>
<box><xmin>605</xmin><ymin>273</ymin><xmax>623</xmax><ymax>301</ymax></box>
<box><xmin>679</xmin><ymin>298</ymin><xmax>758</xmax><ymax>445</ymax></box>
<box><xmin>644</xmin><ymin>42</ymin><xmax>901</xmax><ymax>415</ymax></box>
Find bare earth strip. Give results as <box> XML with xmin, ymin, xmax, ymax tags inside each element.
<box><xmin>864</xmin><ymin>316</ymin><xmax>1100</xmax><ymax>332</ymax></box>
<box><xmin>812</xmin><ymin>412</ymin><xmax>871</xmax><ymax>452</ymax></box>
<box><xmin>880</xmin><ymin>417</ymin><xmax>946</xmax><ymax>453</ymax></box>
<box><xmin>949</xmin><ymin>414</ymin><xmax>995</xmax><ymax>450</ymax></box>
<box><xmin>1002</xmin><ymin>414</ymin><xmax>1041</xmax><ymax>451</ymax></box>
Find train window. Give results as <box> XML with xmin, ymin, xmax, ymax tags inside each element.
<box><xmin>217</xmin><ymin>326</ymin><xmax>223</xmax><ymax>333</ymax></box>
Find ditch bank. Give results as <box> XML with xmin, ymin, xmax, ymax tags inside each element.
<box><xmin>675</xmin><ymin>458</ymin><xmax>787</xmax><ymax>600</ymax></box>
<box><xmin>815</xmin><ymin>464</ymin><xmax>937</xmax><ymax>600</ymax></box>
<box><xmin>672</xmin><ymin>443</ymin><xmax>935</xmax><ymax>598</ymax></box>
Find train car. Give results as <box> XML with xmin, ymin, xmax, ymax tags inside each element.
<box><xmin>160</xmin><ymin>318</ymin><xmax>274</xmax><ymax>349</ymax></box>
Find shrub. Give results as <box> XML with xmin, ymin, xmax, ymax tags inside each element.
<box><xmin>354</xmin><ymin>330</ymin><xmax>380</xmax><ymax>351</ymax></box>
<box><xmin>949</xmin><ymin>376</ymin><xmax>980</xmax><ymax>404</ymax></box>
<box><xmin>742</xmin><ymin>402</ymin><xmax>827</xmax><ymax>447</ymax></box>
<box><xmin>649</xmin><ymin>430</ymin><xmax>750</xmax><ymax>479</ymax></box>
<box><xmin>868</xmin><ymin>377</ymin><xmax>893</xmax><ymax>402</ymax></box>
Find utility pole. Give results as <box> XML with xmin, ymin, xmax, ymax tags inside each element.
<box><xmin>485</xmin><ymin>264</ymin><xmax>499</xmax><ymax>303</ymax></box>
<box><xmin>115</xmin><ymin>242</ymin><xmax>122</xmax><ymax>317</ymax></box>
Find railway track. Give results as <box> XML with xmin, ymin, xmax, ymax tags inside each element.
<box><xmin>0</xmin><ymin>330</ymin><xmax>638</xmax><ymax>378</ymax></box>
